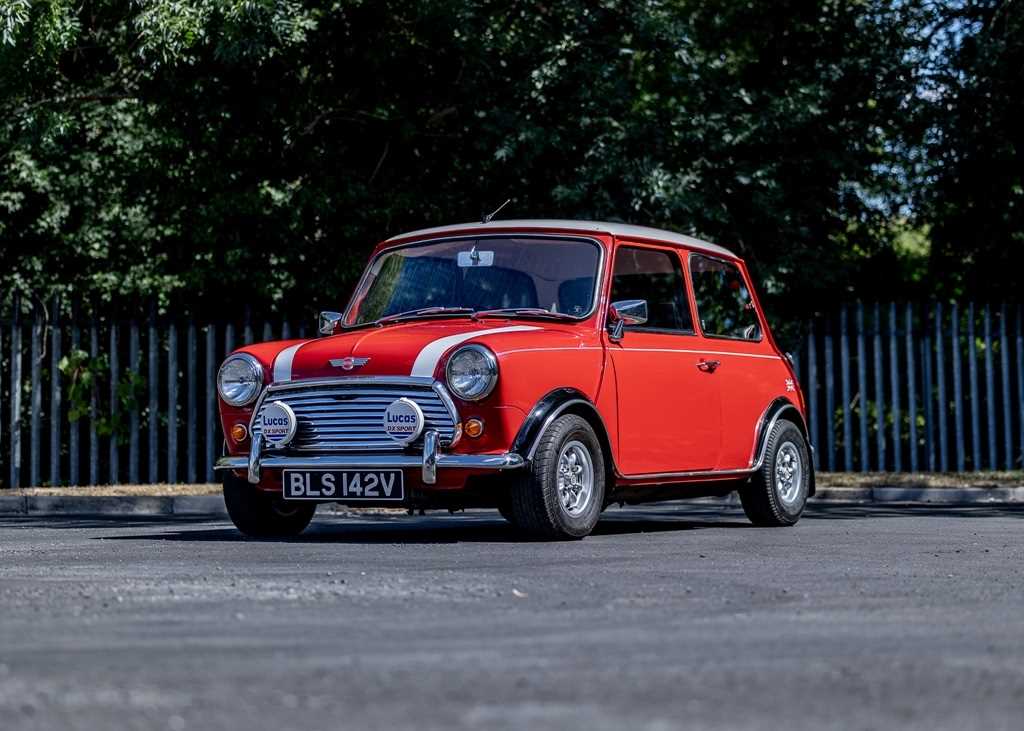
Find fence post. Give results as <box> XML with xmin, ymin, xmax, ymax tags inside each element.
<box><xmin>0</xmin><ymin>326</ymin><xmax>3</xmax><ymax>487</ymax></box>
<box><xmin>967</xmin><ymin>304</ymin><xmax>981</xmax><ymax>469</ymax></box>
<box><xmin>167</xmin><ymin>322</ymin><xmax>178</xmax><ymax>483</ymax></box>
<box><xmin>824</xmin><ymin>318</ymin><xmax>836</xmax><ymax>471</ymax></box>
<box><xmin>69</xmin><ymin>300</ymin><xmax>80</xmax><ymax>485</ymax></box>
<box><xmin>8</xmin><ymin>294</ymin><xmax>22</xmax><ymax>488</ymax></box>
<box><xmin>889</xmin><ymin>303</ymin><xmax>901</xmax><ymax>472</ymax></box>
<box><xmin>951</xmin><ymin>303</ymin><xmax>965</xmax><ymax>472</ymax></box>
<box><xmin>187</xmin><ymin>322</ymin><xmax>197</xmax><ymax>484</ymax></box>
<box><xmin>1017</xmin><ymin>305</ymin><xmax>1023</xmax><ymax>469</ymax></box>
<box><xmin>935</xmin><ymin>302</ymin><xmax>948</xmax><ymax>471</ymax></box>
<box><xmin>49</xmin><ymin>295</ymin><xmax>61</xmax><ymax>486</ymax></box>
<box><xmin>109</xmin><ymin>322</ymin><xmax>119</xmax><ymax>484</ymax></box>
<box><xmin>205</xmin><ymin>324</ymin><xmax>216</xmax><ymax>483</ymax></box>
<box><xmin>999</xmin><ymin>304</ymin><xmax>1012</xmax><ymax>470</ymax></box>
<box><xmin>856</xmin><ymin>302</ymin><xmax>869</xmax><ymax>471</ymax></box>
<box><xmin>89</xmin><ymin>313</ymin><xmax>99</xmax><ymax>485</ymax></box>
<box><xmin>922</xmin><ymin>313</ymin><xmax>934</xmax><ymax>472</ymax></box>
<box><xmin>807</xmin><ymin>320</ymin><xmax>819</xmax><ymax>455</ymax></box>
<box><xmin>905</xmin><ymin>303</ymin><xmax>918</xmax><ymax>472</ymax></box>
<box><xmin>244</xmin><ymin>307</ymin><xmax>253</xmax><ymax>345</ymax></box>
<box><xmin>129</xmin><ymin>320</ymin><xmax>140</xmax><ymax>484</ymax></box>
<box><xmin>148</xmin><ymin>303</ymin><xmax>159</xmax><ymax>483</ymax></box>
<box><xmin>983</xmin><ymin>305</ymin><xmax>996</xmax><ymax>470</ymax></box>
<box><xmin>873</xmin><ymin>302</ymin><xmax>886</xmax><ymax>471</ymax></box>
<box><xmin>840</xmin><ymin>305</ymin><xmax>853</xmax><ymax>471</ymax></box>
<box><xmin>30</xmin><ymin>304</ymin><xmax>42</xmax><ymax>486</ymax></box>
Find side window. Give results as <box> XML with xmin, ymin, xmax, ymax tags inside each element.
<box><xmin>689</xmin><ymin>254</ymin><xmax>761</xmax><ymax>340</ymax></box>
<box><xmin>609</xmin><ymin>247</ymin><xmax>693</xmax><ymax>334</ymax></box>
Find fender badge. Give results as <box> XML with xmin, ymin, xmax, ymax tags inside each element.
<box><xmin>329</xmin><ymin>356</ymin><xmax>370</xmax><ymax>371</ymax></box>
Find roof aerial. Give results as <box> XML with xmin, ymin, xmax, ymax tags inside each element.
<box><xmin>386</xmin><ymin>219</ymin><xmax>737</xmax><ymax>259</ymax></box>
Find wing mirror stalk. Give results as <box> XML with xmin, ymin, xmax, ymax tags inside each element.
<box><xmin>607</xmin><ymin>299</ymin><xmax>648</xmax><ymax>341</ymax></box>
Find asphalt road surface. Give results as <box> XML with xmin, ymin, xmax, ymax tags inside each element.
<box><xmin>1</xmin><ymin>504</ymin><xmax>1023</xmax><ymax>731</ymax></box>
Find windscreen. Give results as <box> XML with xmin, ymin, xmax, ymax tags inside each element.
<box><xmin>346</xmin><ymin>236</ymin><xmax>602</xmax><ymax>325</ymax></box>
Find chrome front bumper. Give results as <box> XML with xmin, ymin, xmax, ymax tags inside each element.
<box><xmin>213</xmin><ymin>431</ymin><xmax>525</xmax><ymax>486</ymax></box>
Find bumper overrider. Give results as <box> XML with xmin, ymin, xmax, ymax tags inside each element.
<box><xmin>213</xmin><ymin>377</ymin><xmax>525</xmax><ymax>487</ymax></box>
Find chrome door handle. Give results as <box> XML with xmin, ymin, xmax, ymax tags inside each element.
<box><xmin>697</xmin><ymin>359</ymin><xmax>721</xmax><ymax>373</ymax></box>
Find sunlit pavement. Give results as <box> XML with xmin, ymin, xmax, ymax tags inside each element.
<box><xmin>1</xmin><ymin>504</ymin><xmax>1023</xmax><ymax>731</ymax></box>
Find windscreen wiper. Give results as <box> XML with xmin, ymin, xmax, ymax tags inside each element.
<box><xmin>374</xmin><ymin>306</ymin><xmax>476</xmax><ymax>325</ymax></box>
<box><xmin>472</xmin><ymin>308</ymin><xmax>577</xmax><ymax>321</ymax></box>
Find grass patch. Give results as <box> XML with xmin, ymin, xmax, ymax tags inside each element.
<box><xmin>1</xmin><ymin>484</ymin><xmax>220</xmax><ymax>497</ymax></box>
<box><xmin>817</xmin><ymin>472</ymin><xmax>1024</xmax><ymax>488</ymax></box>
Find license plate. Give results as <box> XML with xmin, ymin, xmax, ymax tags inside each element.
<box><xmin>282</xmin><ymin>470</ymin><xmax>404</xmax><ymax>501</ymax></box>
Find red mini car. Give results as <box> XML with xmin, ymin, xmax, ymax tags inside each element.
<box><xmin>214</xmin><ymin>220</ymin><xmax>814</xmax><ymax>538</ymax></box>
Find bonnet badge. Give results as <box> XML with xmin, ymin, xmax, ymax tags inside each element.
<box><xmin>329</xmin><ymin>356</ymin><xmax>370</xmax><ymax>371</ymax></box>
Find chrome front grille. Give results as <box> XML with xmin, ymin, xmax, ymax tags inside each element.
<box><xmin>250</xmin><ymin>378</ymin><xmax>459</xmax><ymax>452</ymax></box>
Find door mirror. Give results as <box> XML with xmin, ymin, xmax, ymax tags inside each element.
<box><xmin>608</xmin><ymin>299</ymin><xmax>648</xmax><ymax>340</ymax></box>
<box><xmin>610</xmin><ymin>299</ymin><xmax>649</xmax><ymax>326</ymax></box>
<box><xmin>318</xmin><ymin>311</ymin><xmax>343</xmax><ymax>336</ymax></box>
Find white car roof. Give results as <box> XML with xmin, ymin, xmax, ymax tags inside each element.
<box><xmin>386</xmin><ymin>219</ymin><xmax>737</xmax><ymax>259</ymax></box>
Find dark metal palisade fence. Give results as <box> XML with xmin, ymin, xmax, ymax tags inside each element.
<box><xmin>791</xmin><ymin>302</ymin><xmax>1024</xmax><ymax>473</ymax></box>
<box><xmin>0</xmin><ymin>295</ymin><xmax>309</xmax><ymax>488</ymax></box>
<box><xmin>0</xmin><ymin>297</ymin><xmax>1022</xmax><ymax>488</ymax></box>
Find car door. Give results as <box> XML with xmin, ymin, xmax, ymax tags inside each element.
<box><xmin>688</xmin><ymin>253</ymin><xmax>784</xmax><ymax>470</ymax></box>
<box><xmin>605</xmin><ymin>243</ymin><xmax>722</xmax><ymax>475</ymax></box>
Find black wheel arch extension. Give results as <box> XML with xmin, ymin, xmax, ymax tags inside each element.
<box><xmin>753</xmin><ymin>397</ymin><xmax>816</xmax><ymax>496</ymax></box>
<box><xmin>511</xmin><ymin>388</ymin><xmax>615</xmax><ymax>477</ymax></box>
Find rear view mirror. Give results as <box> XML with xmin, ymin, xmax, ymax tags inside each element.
<box><xmin>457</xmin><ymin>247</ymin><xmax>494</xmax><ymax>267</ymax></box>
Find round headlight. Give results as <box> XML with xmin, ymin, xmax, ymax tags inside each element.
<box><xmin>445</xmin><ymin>345</ymin><xmax>498</xmax><ymax>401</ymax></box>
<box><xmin>217</xmin><ymin>354</ymin><xmax>263</xmax><ymax>406</ymax></box>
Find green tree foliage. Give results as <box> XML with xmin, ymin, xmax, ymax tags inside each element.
<box><xmin>922</xmin><ymin>1</ymin><xmax>1023</xmax><ymax>299</ymax></box>
<box><xmin>0</xmin><ymin>1</ymin><xmax>1019</xmax><ymax>324</ymax></box>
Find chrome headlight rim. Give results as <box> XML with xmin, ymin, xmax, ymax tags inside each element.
<box><xmin>217</xmin><ymin>353</ymin><xmax>264</xmax><ymax>407</ymax></box>
<box><xmin>445</xmin><ymin>344</ymin><xmax>498</xmax><ymax>401</ymax></box>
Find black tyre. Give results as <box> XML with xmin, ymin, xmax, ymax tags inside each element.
<box><xmin>496</xmin><ymin>498</ymin><xmax>519</xmax><ymax>526</ymax></box>
<box><xmin>223</xmin><ymin>472</ymin><xmax>316</xmax><ymax>538</ymax></box>
<box><xmin>510</xmin><ymin>414</ymin><xmax>605</xmax><ymax>539</ymax></box>
<box><xmin>739</xmin><ymin>419</ymin><xmax>810</xmax><ymax>526</ymax></box>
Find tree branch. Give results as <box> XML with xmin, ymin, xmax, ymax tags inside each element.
<box><xmin>9</xmin><ymin>92</ymin><xmax>137</xmax><ymax>117</ymax></box>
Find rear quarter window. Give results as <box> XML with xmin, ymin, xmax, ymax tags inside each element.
<box><xmin>689</xmin><ymin>254</ymin><xmax>761</xmax><ymax>340</ymax></box>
